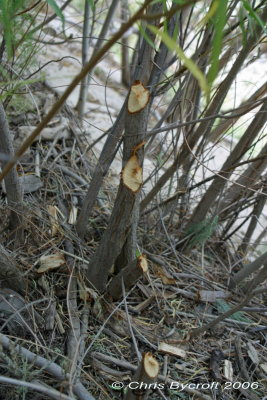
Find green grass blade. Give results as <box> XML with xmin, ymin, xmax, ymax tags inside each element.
<box><xmin>46</xmin><ymin>0</ymin><xmax>65</xmax><ymax>25</ymax></box>
<box><xmin>207</xmin><ymin>0</ymin><xmax>228</xmax><ymax>87</ymax></box>
<box><xmin>242</xmin><ymin>0</ymin><xmax>267</xmax><ymax>35</ymax></box>
<box><xmin>148</xmin><ymin>24</ymin><xmax>209</xmax><ymax>100</ymax></box>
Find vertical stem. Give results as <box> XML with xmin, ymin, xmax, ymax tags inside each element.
<box><xmin>76</xmin><ymin>0</ymin><xmax>91</xmax><ymax>117</ymax></box>
<box><xmin>0</xmin><ymin>101</ymin><xmax>24</xmax><ymax>243</ymax></box>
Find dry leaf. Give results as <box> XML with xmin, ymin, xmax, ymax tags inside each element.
<box><xmin>77</xmin><ymin>278</ymin><xmax>98</xmax><ymax>302</ymax></box>
<box><xmin>37</xmin><ymin>253</ymin><xmax>65</xmax><ymax>273</ymax></box>
<box><xmin>158</xmin><ymin>342</ymin><xmax>187</xmax><ymax>358</ymax></box>
<box><xmin>154</xmin><ymin>265</ymin><xmax>176</xmax><ymax>285</ymax></box>
<box><xmin>122</xmin><ymin>154</ymin><xmax>142</xmax><ymax>192</ymax></box>
<box><xmin>128</xmin><ymin>81</ymin><xmax>150</xmax><ymax>113</ymax></box>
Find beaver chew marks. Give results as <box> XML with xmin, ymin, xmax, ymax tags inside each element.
<box><xmin>122</xmin><ymin>154</ymin><xmax>142</xmax><ymax>192</ymax></box>
<box><xmin>128</xmin><ymin>80</ymin><xmax>150</xmax><ymax>114</ymax></box>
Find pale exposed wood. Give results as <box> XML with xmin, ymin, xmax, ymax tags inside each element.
<box><xmin>125</xmin><ymin>352</ymin><xmax>159</xmax><ymax>400</ymax></box>
<box><xmin>158</xmin><ymin>342</ymin><xmax>187</xmax><ymax>358</ymax></box>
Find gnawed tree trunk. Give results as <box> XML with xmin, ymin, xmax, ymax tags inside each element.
<box><xmin>115</xmin><ymin>1</ymin><xmax>165</xmax><ymax>271</ymax></box>
<box><xmin>0</xmin><ymin>102</ymin><xmax>24</xmax><ymax>243</ymax></box>
<box><xmin>107</xmin><ymin>255</ymin><xmax>148</xmax><ymax>300</ymax></box>
<box><xmin>125</xmin><ymin>353</ymin><xmax>159</xmax><ymax>400</ymax></box>
<box><xmin>76</xmin><ymin>1</ymin><xmax>158</xmax><ymax>240</ymax></box>
<box><xmin>185</xmin><ymin>98</ymin><xmax>267</xmax><ymax>230</ymax></box>
<box><xmin>86</xmin><ymin>82</ymin><xmax>150</xmax><ymax>292</ymax></box>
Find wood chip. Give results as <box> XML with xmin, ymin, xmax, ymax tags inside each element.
<box><xmin>198</xmin><ymin>290</ymin><xmax>229</xmax><ymax>303</ymax></box>
<box><xmin>158</xmin><ymin>342</ymin><xmax>187</xmax><ymax>358</ymax></box>
<box><xmin>247</xmin><ymin>342</ymin><xmax>260</xmax><ymax>365</ymax></box>
<box><xmin>223</xmin><ymin>360</ymin><xmax>233</xmax><ymax>381</ymax></box>
<box><xmin>47</xmin><ymin>205</ymin><xmax>59</xmax><ymax>236</ymax></box>
<box><xmin>153</xmin><ymin>265</ymin><xmax>176</xmax><ymax>285</ymax></box>
<box><xmin>37</xmin><ymin>253</ymin><xmax>66</xmax><ymax>273</ymax></box>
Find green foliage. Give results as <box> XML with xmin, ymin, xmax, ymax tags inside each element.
<box><xmin>186</xmin><ymin>216</ymin><xmax>219</xmax><ymax>249</ymax></box>
<box><xmin>242</xmin><ymin>0</ymin><xmax>267</xmax><ymax>35</ymax></box>
<box><xmin>135</xmin><ymin>249</ymin><xmax>142</xmax><ymax>257</ymax></box>
<box><xmin>86</xmin><ymin>0</ymin><xmax>95</xmax><ymax>11</ymax></box>
<box><xmin>46</xmin><ymin>0</ymin><xmax>65</xmax><ymax>24</ymax></box>
<box><xmin>0</xmin><ymin>0</ymin><xmax>26</xmax><ymax>58</ymax></box>
<box><xmin>137</xmin><ymin>22</ymin><xmax>157</xmax><ymax>50</ymax></box>
<box><xmin>207</xmin><ymin>0</ymin><xmax>228</xmax><ymax>87</ymax></box>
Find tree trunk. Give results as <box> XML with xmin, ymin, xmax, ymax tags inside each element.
<box><xmin>125</xmin><ymin>353</ymin><xmax>159</xmax><ymax>400</ymax></box>
<box><xmin>219</xmin><ymin>140</ymin><xmax>267</xmax><ymax>214</ymax></box>
<box><xmin>86</xmin><ymin>82</ymin><xmax>150</xmax><ymax>292</ymax></box>
<box><xmin>0</xmin><ymin>101</ymin><xmax>24</xmax><ymax>243</ymax></box>
<box><xmin>107</xmin><ymin>255</ymin><xmax>148</xmax><ymax>300</ymax></box>
<box><xmin>238</xmin><ymin>190</ymin><xmax>267</xmax><ymax>255</ymax></box>
<box><xmin>229</xmin><ymin>250</ymin><xmax>267</xmax><ymax>289</ymax></box>
<box><xmin>0</xmin><ymin>243</ymin><xmax>26</xmax><ymax>294</ymax></box>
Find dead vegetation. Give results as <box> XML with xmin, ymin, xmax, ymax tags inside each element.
<box><xmin>0</xmin><ymin>85</ymin><xmax>267</xmax><ymax>400</ymax></box>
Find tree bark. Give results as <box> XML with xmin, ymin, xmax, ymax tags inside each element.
<box><xmin>0</xmin><ymin>101</ymin><xmax>24</xmax><ymax>243</ymax></box>
<box><xmin>219</xmin><ymin>139</ymin><xmax>267</xmax><ymax>214</ymax></box>
<box><xmin>238</xmin><ymin>191</ymin><xmax>266</xmax><ymax>255</ymax></box>
<box><xmin>76</xmin><ymin>103</ymin><xmax>126</xmax><ymax>238</ymax></box>
<box><xmin>229</xmin><ymin>250</ymin><xmax>267</xmax><ymax>289</ymax></box>
<box><xmin>107</xmin><ymin>255</ymin><xmax>148</xmax><ymax>300</ymax></box>
<box><xmin>86</xmin><ymin>83</ymin><xmax>150</xmax><ymax>292</ymax></box>
<box><xmin>125</xmin><ymin>353</ymin><xmax>159</xmax><ymax>400</ymax></box>
<box><xmin>0</xmin><ymin>243</ymin><xmax>26</xmax><ymax>294</ymax></box>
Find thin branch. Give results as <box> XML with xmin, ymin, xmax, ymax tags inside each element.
<box><xmin>0</xmin><ymin>376</ymin><xmax>74</xmax><ymax>400</ymax></box>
